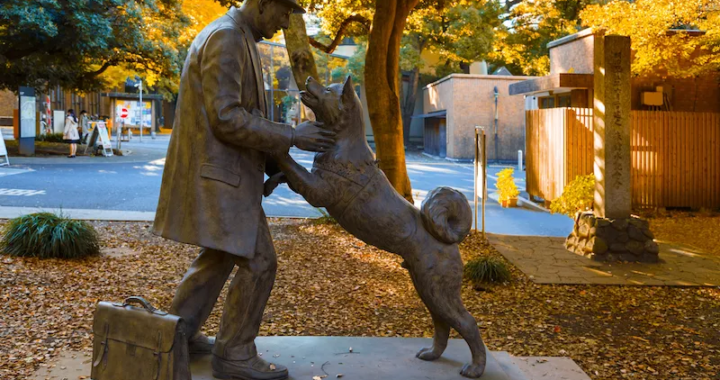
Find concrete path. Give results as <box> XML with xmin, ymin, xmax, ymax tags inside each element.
<box><xmin>489</xmin><ymin>234</ymin><xmax>720</xmax><ymax>286</ymax></box>
<box><xmin>34</xmin><ymin>337</ymin><xmax>591</xmax><ymax>380</ymax></box>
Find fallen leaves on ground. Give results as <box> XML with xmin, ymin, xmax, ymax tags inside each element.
<box><xmin>0</xmin><ymin>219</ymin><xmax>718</xmax><ymax>380</ymax></box>
<box><xmin>646</xmin><ymin>211</ymin><xmax>720</xmax><ymax>256</ymax></box>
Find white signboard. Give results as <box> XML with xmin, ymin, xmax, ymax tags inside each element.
<box><xmin>20</xmin><ymin>95</ymin><xmax>36</xmax><ymax>138</ymax></box>
<box><xmin>96</xmin><ymin>122</ymin><xmax>112</xmax><ymax>148</ymax></box>
<box><xmin>53</xmin><ymin>110</ymin><xmax>65</xmax><ymax>134</ymax></box>
<box><xmin>0</xmin><ymin>136</ymin><xmax>8</xmax><ymax>166</ymax></box>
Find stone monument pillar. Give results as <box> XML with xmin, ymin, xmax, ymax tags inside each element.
<box><xmin>565</xmin><ymin>34</ymin><xmax>659</xmax><ymax>262</ymax></box>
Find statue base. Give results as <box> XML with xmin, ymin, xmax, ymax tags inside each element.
<box><xmin>566</xmin><ymin>211</ymin><xmax>659</xmax><ymax>263</ymax></box>
<box><xmin>35</xmin><ymin>336</ymin><xmax>592</xmax><ymax>380</ymax></box>
<box><xmin>188</xmin><ymin>336</ymin><xmax>589</xmax><ymax>380</ymax></box>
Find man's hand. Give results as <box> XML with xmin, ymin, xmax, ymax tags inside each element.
<box><xmin>293</xmin><ymin>121</ymin><xmax>335</xmax><ymax>152</ymax></box>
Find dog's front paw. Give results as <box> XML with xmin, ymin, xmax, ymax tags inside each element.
<box><xmin>416</xmin><ymin>346</ymin><xmax>442</xmax><ymax>361</ymax></box>
<box><xmin>460</xmin><ymin>363</ymin><xmax>485</xmax><ymax>378</ymax></box>
<box><xmin>263</xmin><ymin>173</ymin><xmax>287</xmax><ymax>197</ymax></box>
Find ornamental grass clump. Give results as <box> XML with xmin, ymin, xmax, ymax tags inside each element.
<box><xmin>1</xmin><ymin>212</ymin><xmax>100</xmax><ymax>259</ymax></box>
<box><xmin>464</xmin><ymin>256</ymin><xmax>511</xmax><ymax>284</ymax></box>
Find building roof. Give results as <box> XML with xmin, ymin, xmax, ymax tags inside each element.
<box><xmin>425</xmin><ymin>73</ymin><xmax>535</xmax><ymax>89</ymax></box>
<box><xmin>411</xmin><ymin>110</ymin><xmax>447</xmax><ymax>119</ymax></box>
<box><xmin>508</xmin><ymin>73</ymin><xmax>594</xmax><ymax>96</ymax></box>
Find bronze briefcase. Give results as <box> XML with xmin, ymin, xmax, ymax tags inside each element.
<box><xmin>91</xmin><ymin>297</ymin><xmax>191</xmax><ymax>380</ymax></box>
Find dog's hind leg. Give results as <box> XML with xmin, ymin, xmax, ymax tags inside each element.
<box><xmin>439</xmin><ymin>296</ymin><xmax>487</xmax><ymax>378</ymax></box>
<box><xmin>416</xmin><ymin>311</ymin><xmax>450</xmax><ymax>361</ymax></box>
<box><xmin>413</xmin><ymin>253</ymin><xmax>487</xmax><ymax>378</ymax></box>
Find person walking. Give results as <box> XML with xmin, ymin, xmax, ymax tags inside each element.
<box><xmin>79</xmin><ymin>110</ymin><xmax>90</xmax><ymax>144</ymax></box>
<box><xmin>62</xmin><ymin>109</ymin><xmax>79</xmax><ymax>158</ymax></box>
<box><xmin>152</xmin><ymin>1</ymin><xmax>333</xmax><ymax>380</ymax></box>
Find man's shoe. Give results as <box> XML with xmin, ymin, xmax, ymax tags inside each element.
<box><xmin>188</xmin><ymin>333</ymin><xmax>215</xmax><ymax>355</ymax></box>
<box><xmin>211</xmin><ymin>355</ymin><xmax>288</xmax><ymax>380</ymax></box>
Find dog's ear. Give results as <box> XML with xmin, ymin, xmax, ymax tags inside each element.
<box><xmin>341</xmin><ymin>75</ymin><xmax>355</xmax><ymax>105</ymax></box>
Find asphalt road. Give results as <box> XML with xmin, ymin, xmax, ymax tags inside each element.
<box><xmin>0</xmin><ymin>136</ymin><xmax>572</xmax><ymax>236</ymax></box>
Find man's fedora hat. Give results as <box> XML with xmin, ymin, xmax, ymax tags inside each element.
<box><xmin>276</xmin><ymin>0</ymin><xmax>306</xmax><ymax>14</ymax></box>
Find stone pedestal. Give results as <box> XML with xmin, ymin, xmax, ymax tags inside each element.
<box><xmin>34</xmin><ymin>337</ymin><xmax>593</xmax><ymax>380</ymax></box>
<box><xmin>566</xmin><ymin>211</ymin><xmax>659</xmax><ymax>263</ymax></box>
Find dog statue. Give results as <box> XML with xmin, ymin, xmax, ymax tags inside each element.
<box><xmin>266</xmin><ymin>76</ymin><xmax>487</xmax><ymax>378</ymax></box>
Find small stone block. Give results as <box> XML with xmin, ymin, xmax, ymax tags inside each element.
<box><xmin>645</xmin><ymin>240</ymin><xmax>660</xmax><ymax>254</ymax></box>
<box><xmin>626</xmin><ymin>240</ymin><xmax>645</xmax><ymax>255</ymax></box>
<box><xmin>610</xmin><ymin>243</ymin><xmax>628</xmax><ymax>252</ymax></box>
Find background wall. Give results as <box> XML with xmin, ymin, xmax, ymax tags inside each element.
<box><xmin>423</xmin><ymin>74</ymin><xmax>533</xmax><ymax>161</ymax></box>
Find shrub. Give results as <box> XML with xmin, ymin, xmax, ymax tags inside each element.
<box><xmin>550</xmin><ymin>174</ymin><xmax>595</xmax><ymax>218</ymax></box>
<box><xmin>35</xmin><ymin>133</ymin><xmax>65</xmax><ymax>143</ymax></box>
<box><xmin>496</xmin><ymin>168</ymin><xmax>519</xmax><ymax>202</ymax></box>
<box><xmin>313</xmin><ymin>208</ymin><xmax>337</xmax><ymax>225</ymax></box>
<box><xmin>1</xmin><ymin>212</ymin><xmax>100</xmax><ymax>259</ymax></box>
<box><xmin>464</xmin><ymin>256</ymin><xmax>511</xmax><ymax>284</ymax></box>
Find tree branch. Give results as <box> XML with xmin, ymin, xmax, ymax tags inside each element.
<box><xmin>84</xmin><ymin>59</ymin><xmax>118</xmax><ymax>79</ymax></box>
<box><xmin>309</xmin><ymin>14</ymin><xmax>370</xmax><ymax>54</ymax></box>
<box><xmin>505</xmin><ymin>0</ymin><xmax>522</xmax><ymax>12</ymax></box>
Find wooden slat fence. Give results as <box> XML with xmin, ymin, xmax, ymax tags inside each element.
<box><xmin>526</xmin><ymin>108</ymin><xmax>720</xmax><ymax>209</ymax></box>
<box><xmin>526</xmin><ymin>108</ymin><xmax>593</xmax><ymax>203</ymax></box>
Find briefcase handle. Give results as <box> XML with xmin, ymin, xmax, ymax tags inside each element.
<box><xmin>122</xmin><ymin>296</ymin><xmax>157</xmax><ymax>313</ymax></box>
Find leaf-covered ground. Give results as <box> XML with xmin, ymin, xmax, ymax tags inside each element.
<box><xmin>646</xmin><ymin>211</ymin><xmax>720</xmax><ymax>257</ymax></box>
<box><xmin>1</xmin><ymin>219</ymin><xmax>718</xmax><ymax>380</ymax></box>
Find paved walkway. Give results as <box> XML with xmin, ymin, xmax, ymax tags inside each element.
<box><xmin>489</xmin><ymin>234</ymin><xmax>720</xmax><ymax>286</ymax></box>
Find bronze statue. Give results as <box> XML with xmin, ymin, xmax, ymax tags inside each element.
<box><xmin>153</xmin><ymin>1</ymin><xmax>334</xmax><ymax>380</ymax></box>
<box><xmin>264</xmin><ymin>76</ymin><xmax>488</xmax><ymax>378</ymax></box>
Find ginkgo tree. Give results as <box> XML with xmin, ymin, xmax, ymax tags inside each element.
<box><xmin>491</xmin><ymin>0</ymin><xmax>604</xmax><ymax>76</ymax></box>
<box><xmin>580</xmin><ymin>0</ymin><xmax>720</xmax><ymax>78</ymax></box>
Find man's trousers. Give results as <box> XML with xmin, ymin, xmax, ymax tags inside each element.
<box><xmin>169</xmin><ymin>217</ymin><xmax>277</xmax><ymax>360</ymax></box>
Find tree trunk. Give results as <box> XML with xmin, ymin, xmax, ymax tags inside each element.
<box><xmin>365</xmin><ymin>0</ymin><xmax>419</xmax><ymax>203</ymax></box>
<box><xmin>401</xmin><ymin>66</ymin><xmax>419</xmax><ymax>145</ymax></box>
<box><xmin>283</xmin><ymin>14</ymin><xmax>319</xmax><ymax>91</ymax></box>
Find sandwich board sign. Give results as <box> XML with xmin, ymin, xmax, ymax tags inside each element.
<box><xmin>96</xmin><ymin>121</ymin><xmax>113</xmax><ymax>157</ymax></box>
<box><xmin>0</xmin><ymin>135</ymin><xmax>9</xmax><ymax>166</ymax></box>
<box><xmin>85</xmin><ymin>121</ymin><xmax>113</xmax><ymax>157</ymax></box>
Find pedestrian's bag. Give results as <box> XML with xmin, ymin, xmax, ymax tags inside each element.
<box><xmin>91</xmin><ymin>296</ymin><xmax>191</xmax><ymax>380</ymax></box>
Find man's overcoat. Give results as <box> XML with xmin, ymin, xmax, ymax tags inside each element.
<box><xmin>154</xmin><ymin>7</ymin><xmax>292</xmax><ymax>258</ymax></box>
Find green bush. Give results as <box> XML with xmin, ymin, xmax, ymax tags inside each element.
<box><xmin>35</xmin><ymin>133</ymin><xmax>65</xmax><ymax>143</ymax></box>
<box><xmin>313</xmin><ymin>208</ymin><xmax>337</xmax><ymax>225</ymax></box>
<box><xmin>464</xmin><ymin>256</ymin><xmax>511</xmax><ymax>284</ymax></box>
<box><xmin>1</xmin><ymin>212</ymin><xmax>100</xmax><ymax>259</ymax></box>
<box><xmin>550</xmin><ymin>174</ymin><xmax>595</xmax><ymax>218</ymax></box>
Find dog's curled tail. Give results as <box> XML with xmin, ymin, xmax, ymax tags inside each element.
<box><xmin>420</xmin><ymin>187</ymin><xmax>472</xmax><ymax>245</ymax></box>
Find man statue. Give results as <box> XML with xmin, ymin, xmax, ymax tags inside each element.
<box><xmin>153</xmin><ymin>1</ymin><xmax>334</xmax><ymax>379</ymax></box>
